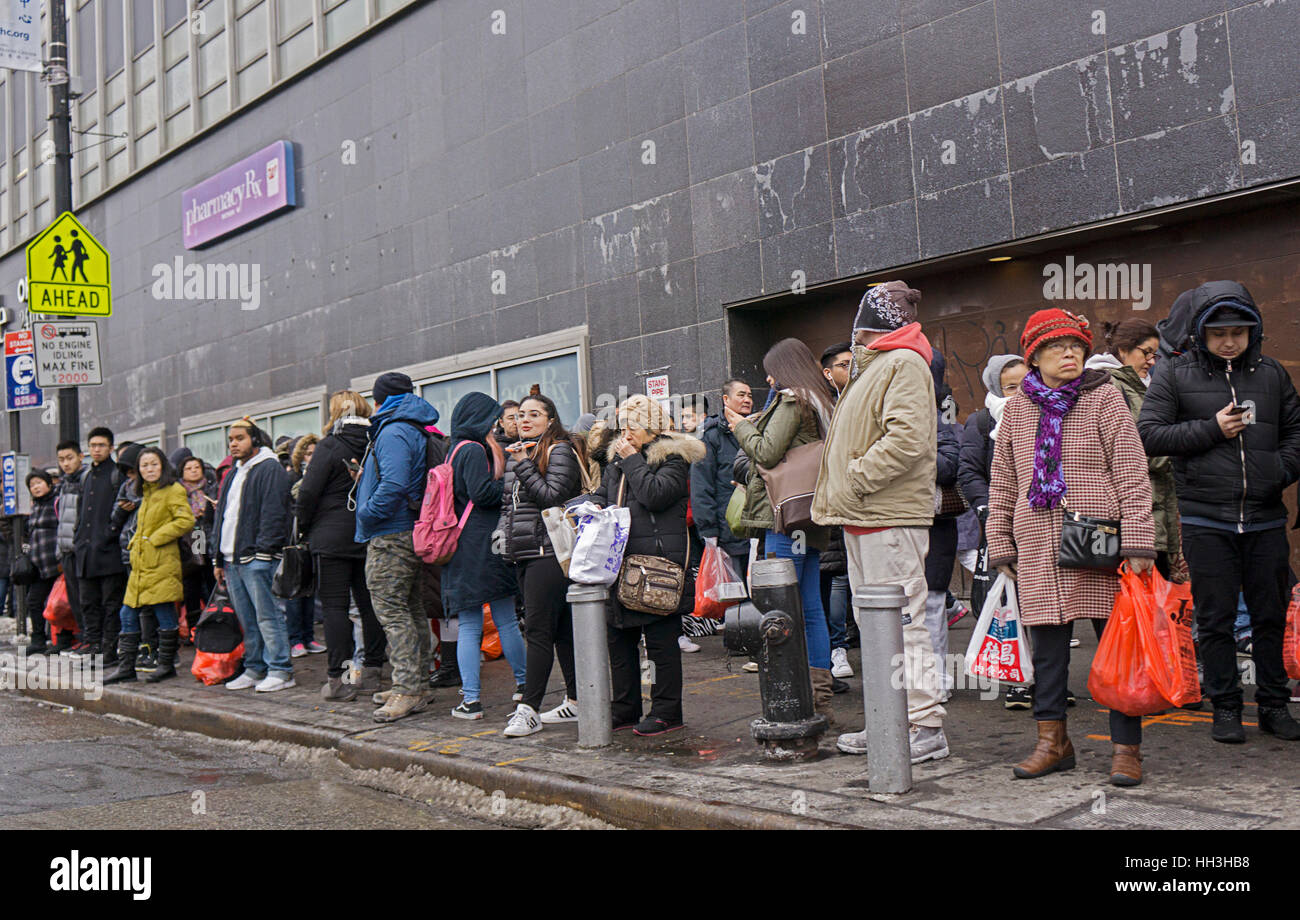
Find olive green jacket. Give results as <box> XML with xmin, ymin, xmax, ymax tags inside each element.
<box><xmin>733</xmin><ymin>391</ymin><xmax>828</xmax><ymax>550</ymax></box>
<box><xmin>1110</xmin><ymin>365</ymin><xmax>1180</xmax><ymax>553</ymax></box>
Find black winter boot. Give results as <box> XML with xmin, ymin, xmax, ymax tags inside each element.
<box><xmin>24</xmin><ymin>625</ymin><xmax>48</xmax><ymax>656</ymax></box>
<box><xmin>1211</xmin><ymin>705</ymin><xmax>1246</xmax><ymax>743</ymax></box>
<box><xmin>145</xmin><ymin>629</ymin><xmax>180</xmax><ymax>683</ymax></box>
<box><xmin>103</xmin><ymin>633</ymin><xmax>141</xmax><ymax>685</ymax></box>
<box><xmin>429</xmin><ymin>641</ymin><xmax>461</xmax><ymax>688</ymax></box>
<box><xmin>1258</xmin><ymin>705</ymin><xmax>1300</xmax><ymax>741</ymax></box>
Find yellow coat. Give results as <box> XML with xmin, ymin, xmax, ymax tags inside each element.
<box><xmin>124</xmin><ymin>481</ymin><xmax>196</xmax><ymax>608</ymax></box>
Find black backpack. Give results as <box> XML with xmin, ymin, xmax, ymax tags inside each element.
<box><xmin>193</xmin><ymin>587</ymin><xmax>243</xmax><ymax>655</ymax></box>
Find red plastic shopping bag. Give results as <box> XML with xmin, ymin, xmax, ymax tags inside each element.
<box><xmin>963</xmin><ymin>572</ymin><xmax>1033</xmax><ymax>683</ymax></box>
<box><xmin>1088</xmin><ymin>564</ymin><xmax>1191</xmax><ymax>716</ymax></box>
<box><xmin>1283</xmin><ymin>585</ymin><xmax>1300</xmax><ymax>680</ymax></box>
<box><xmin>42</xmin><ymin>575</ymin><xmax>77</xmax><ymax>632</ymax></box>
<box><xmin>693</xmin><ymin>538</ymin><xmax>746</xmax><ymax>619</ymax></box>
<box><xmin>190</xmin><ymin>587</ymin><xmax>245</xmax><ymax>685</ymax></box>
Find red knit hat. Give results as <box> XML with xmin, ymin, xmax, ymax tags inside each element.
<box><xmin>1020</xmin><ymin>308</ymin><xmax>1092</xmax><ymax>359</ymax></box>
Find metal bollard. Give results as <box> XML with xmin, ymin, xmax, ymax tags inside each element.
<box><xmin>567</xmin><ymin>583</ymin><xmax>612</xmax><ymax>748</ymax></box>
<box><xmin>725</xmin><ymin>558</ymin><xmax>827</xmax><ymax>761</ymax></box>
<box><xmin>854</xmin><ymin>584</ymin><xmax>913</xmax><ymax>794</ymax></box>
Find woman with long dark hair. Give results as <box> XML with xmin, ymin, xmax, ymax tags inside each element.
<box><xmin>728</xmin><ymin>337</ymin><xmax>838</xmax><ymax>724</ymax></box>
<box><xmin>105</xmin><ymin>448</ymin><xmax>195</xmax><ymax>684</ymax></box>
<box><xmin>498</xmin><ymin>390</ymin><xmax>584</xmax><ymax>737</ymax></box>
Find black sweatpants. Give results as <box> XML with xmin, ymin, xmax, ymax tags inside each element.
<box><xmin>1033</xmin><ymin>618</ymin><xmax>1141</xmax><ymax>745</ymax></box>
<box><xmin>1182</xmin><ymin>523</ymin><xmax>1291</xmax><ymax>709</ymax></box>
<box><xmin>80</xmin><ymin>572</ymin><xmax>126</xmax><ymax>649</ymax></box>
<box><xmin>608</xmin><ymin>614</ymin><xmax>683</xmax><ymax>726</ymax></box>
<box><xmin>316</xmin><ymin>553</ymin><xmax>385</xmax><ymax>679</ymax></box>
<box><xmin>517</xmin><ymin>556</ymin><xmax>576</xmax><ymax>712</ymax></box>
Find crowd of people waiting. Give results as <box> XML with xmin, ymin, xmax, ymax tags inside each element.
<box><xmin>6</xmin><ymin>276</ymin><xmax>1300</xmax><ymax>787</ymax></box>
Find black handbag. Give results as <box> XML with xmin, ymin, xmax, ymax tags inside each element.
<box><xmin>1058</xmin><ymin>500</ymin><xmax>1122</xmax><ymax>571</ymax></box>
<box><xmin>9</xmin><ymin>551</ymin><xmax>36</xmax><ymax>586</ymax></box>
<box><xmin>271</xmin><ymin>516</ymin><xmax>316</xmax><ymax>598</ymax></box>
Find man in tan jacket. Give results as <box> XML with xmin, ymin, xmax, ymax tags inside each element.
<box><xmin>812</xmin><ymin>281</ymin><xmax>948</xmax><ymax>762</ymax></box>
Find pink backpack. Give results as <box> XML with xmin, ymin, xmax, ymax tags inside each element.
<box><xmin>413</xmin><ymin>440</ymin><xmax>480</xmax><ymax>564</ymax></box>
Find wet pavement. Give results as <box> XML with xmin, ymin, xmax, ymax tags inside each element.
<box><xmin>4</xmin><ymin>613</ymin><xmax>1299</xmax><ymax>829</ymax></box>
<box><xmin>0</xmin><ymin>693</ymin><xmax>604</xmax><ymax>829</ymax></box>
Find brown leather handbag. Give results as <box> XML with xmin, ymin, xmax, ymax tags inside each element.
<box><xmin>755</xmin><ymin>405</ymin><xmax>825</xmax><ymax>535</ymax></box>
<box><xmin>613</xmin><ymin>476</ymin><xmax>689</xmax><ymax>615</ymax></box>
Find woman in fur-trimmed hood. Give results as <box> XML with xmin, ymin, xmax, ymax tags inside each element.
<box><xmin>591</xmin><ymin>394</ymin><xmax>704</xmax><ymax>736</ymax></box>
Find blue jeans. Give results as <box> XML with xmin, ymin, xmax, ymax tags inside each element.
<box><xmin>283</xmin><ymin>595</ymin><xmax>316</xmax><ymax>646</ymax></box>
<box><xmin>227</xmin><ymin>560</ymin><xmax>293</xmax><ymax>680</ymax></box>
<box><xmin>826</xmin><ymin>574</ymin><xmax>849</xmax><ymax>651</ymax></box>
<box><xmin>765</xmin><ymin>530</ymin><xmax>831</xmax><ymax>670</ymax></box>
<box><xmin>455</xmin><ymin>596</ymin><xmax>527</xmax><ymax>703</ymax></box>
<box><xmin>119</xmin><ymin>602</ymin><xmax>178</xmax><ymax>633</ymax></box>
<box><xmin>1235</xmin><ymin>592</ymin><xmax>1252</xmax><ymax>640</ymax></box>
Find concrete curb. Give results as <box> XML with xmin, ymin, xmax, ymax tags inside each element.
<box><xmin>19</xmin><ymin>683</ymin><xmax>853</xmax><ymax>830</ymax></box>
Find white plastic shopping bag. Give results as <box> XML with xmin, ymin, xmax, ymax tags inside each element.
<box><xmin>542</xmin><ymin>506</ymin><xmax>578</xmax><ymax>576</ymax></box>
<box><xmin>566</xmin><ymin>501</ymin><xmax>631</xmax><ymax>586</ymax></box>
<box><xmin>964</xmin><ymin>572</ymin><xmax>1034</xmax><ymax>684</ymax></box>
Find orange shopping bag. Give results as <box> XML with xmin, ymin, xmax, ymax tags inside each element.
<box><xmin>481</xmin><ymin>603</ymin><xmax>502</xmax><ymax>660</ymax></box>
<box><xmin>1088</xmin><ymin>564</ymin><xmax>1195</xmax><ymax>716</ymax></box>
<box><xmin>1283</xmin><ymin>585</ymin><xmax>1300</xmax><ymax>680</ymax></box>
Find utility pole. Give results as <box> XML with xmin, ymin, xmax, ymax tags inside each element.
<box><xmin>47</xmin><ymin>0</ymin><xmax>79</xmax><ymax>445</ymax></box>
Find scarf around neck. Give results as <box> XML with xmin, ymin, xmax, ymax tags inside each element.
<box><xmin>1020</xmin><ymin>369</ymin><xmax>1085</xmax><ymax>509</ymax></box>
<box><xmin>984</xmin><ymin>392</ymin><xmax>1007</xmax><ymax>440</ymax></box>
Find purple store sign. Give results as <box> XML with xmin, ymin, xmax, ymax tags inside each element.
<box><xmin>182</xmin><ymin>140</ymin><xmax>297</xmax><ymax>249</ymax></box>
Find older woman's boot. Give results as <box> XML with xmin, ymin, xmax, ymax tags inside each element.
<box><xmin>1109</xmin><ymin>743</ymin><xmax>1143</xmax><ymax>786</ymax></box>
<box><xmin>1012</xmin><ymin>719</ymin><xmax>1075</xmax><ymax>778</ymax></box>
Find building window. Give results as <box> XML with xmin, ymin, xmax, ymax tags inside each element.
<box><xmin>164</xmin><ymin>0</ymin><xmax>187</xmax><ymax>30</ymax></box>
<box><xmin>182</xmin><ymin>403</ymin><xmax>322</xmax><ymax>464</ymax></box>
<box><xmin>105</xmin><ymin>0</ymin><xmax>126</xmax><ymax>75</ymax></box>
<box><xmin>76</xmin><ymin>2</ymin><xmax>97</xmax><ymax>89</ymax></box>
<box><xmin>413</xmin><ymin>351</ymin><xmax>584</xmax><ymax>430</ymax></box>
<box><xmin>132</xmin><ymin>0</ymin><xmax>153</xmax><ymax>56</ymax></box>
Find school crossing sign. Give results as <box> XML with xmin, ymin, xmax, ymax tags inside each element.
<box><xmin>26</xmin><ymin>212</ymin><xmax>112</xmax><ymax>316</ymax></box>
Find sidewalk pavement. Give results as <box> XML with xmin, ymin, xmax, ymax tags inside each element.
<box><xmin>4</xmin><ymin>617</ymin><xmax>1298</xmax><ymax>829</ymax></box>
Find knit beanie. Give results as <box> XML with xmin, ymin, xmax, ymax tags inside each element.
<box><xmin>1020</xmin><ymin>308</ymin><xmax>1092</xmax><ymax>360</ymax></box>
<box><xmin>617</xmin><ymin>394</ymin><xmax>672</xmax><ymax>436</ymax></box>
<box><xmin>372</xmin><ymin>371</ymin><xmax>415</xmax><ymax>406</ymax></box>
<box><xmin>853</xmin><ymin>280</ymin><xmax>921</xmax><ymax>334</ymax></box>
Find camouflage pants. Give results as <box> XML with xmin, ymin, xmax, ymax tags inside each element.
<box><xmin>365</xmin><ymin>531</ymin><xmax>432</xmax><ymax>695</ymax></box>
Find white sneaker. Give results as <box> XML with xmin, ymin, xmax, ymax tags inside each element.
<box><xmin>255</xmin><ymin>675</ymin><xmax>297</xmax><ymax>693</ymax></box>
<box><xmin>503</xmin><ymin>704</ymin><xmax>542</xmax><ymax>737</ymax></box>
<box><xmin>226</xmin><ymin>672</ymin><xmax>259</xmax><ymax>690</ymax></box>
<box><xmin>909</xmin><ymin>724</ymin><xmax>950</xmax><ymax>763</ymax></box>
<box><xmin>830</xmin><ymin>647</ymin><xmax>853</xmax><ymax>678</ymax></box>
<box><xmin>836</xmin><ymin>729</ymin><xmax>868</xmax><ymax>755</ymax></box>
<box><xmin>742</xmin><ymin>660</ymin><xmax>759</xmax><ymax>673</ymax></box>
<box><xmin>678</xmin><ymin>635</ymin><xmax>700</xmax><ymax>653</ymax></box>
<box><xmin>540</xmin><ymin>698</ymin><xmax>579</xmax><ymax>724</ymax></box>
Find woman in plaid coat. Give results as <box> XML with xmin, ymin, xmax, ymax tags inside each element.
<box><xmin>987</xmin><ymin>309</ymin><xmax>1156</xmax><ymax>787</ymax></box>
<box><xmin>20</xmin><ymin>470</ymin><xmax>62</xmax><ymax>653</ymax></box>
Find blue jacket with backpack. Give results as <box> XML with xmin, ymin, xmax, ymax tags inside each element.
<box><xmin>355</xmin><ymin>393</ymin><xmax>441</xmax><ymax>542</ymax></box>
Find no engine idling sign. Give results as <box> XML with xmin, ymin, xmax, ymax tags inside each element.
<box><xmin>34</xmin><ymin>321</ymin><xmax>103</xmax><ymax>388</ymax></box>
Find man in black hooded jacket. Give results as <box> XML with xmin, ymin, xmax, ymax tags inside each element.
<box><xmin>1139</xmin><ymin>281</ymin><xmax>1300</xmax><ymax>743</ymax></box>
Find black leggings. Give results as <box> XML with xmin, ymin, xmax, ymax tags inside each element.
<box><xmin>316</xmin><ymin>554</ymin><xmax>385</xmax><ymax>679</ymax></box>
<box><xmin>517</xmin><ymin>556</ymin><xmax>576</xmax><ymax>711</ymax></box>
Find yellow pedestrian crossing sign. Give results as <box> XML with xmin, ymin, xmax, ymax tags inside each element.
<box><xmin>27</xmin><ymin>212</ymin><xmax>112</xmax><ymax>317</ymax></box>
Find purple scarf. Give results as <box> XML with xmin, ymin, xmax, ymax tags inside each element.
<box><xmin>1020</xmin><ymin>369</ymin><xmax>1085</xmax><ymax>509</ymax></box>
